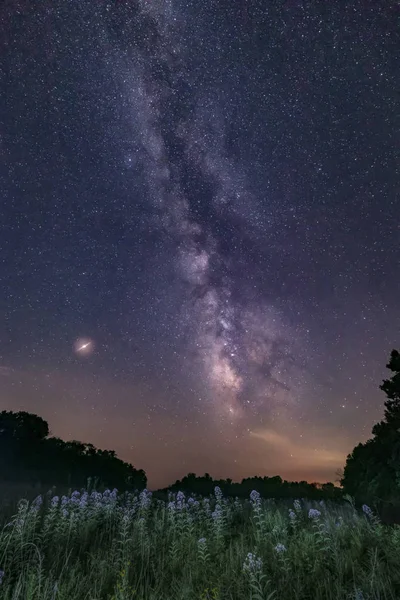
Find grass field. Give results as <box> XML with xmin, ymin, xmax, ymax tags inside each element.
<box><xmin>0</xmin><ymin>486</ymin><xmax>399</xmax><ymax>599</ymax></box>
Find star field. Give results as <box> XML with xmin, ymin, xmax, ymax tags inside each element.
<box><xmin>0</xmin><ymin>0</ymin><xmax>399</xmax><ymax>488</ymax></box>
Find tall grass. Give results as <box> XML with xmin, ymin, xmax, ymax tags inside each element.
<box><xmin>0</xmin><ymin>486</ymin><xmax>399</xmax><ymax>599</ymax></box>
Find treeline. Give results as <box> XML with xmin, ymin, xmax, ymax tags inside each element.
<box><xmin>0</xmin><ymin>411</ymin><xmax>146</xmax><ymax>491</ymax></box>
<box><xmin>158</xmin><ymin>473</ymin><xmax>341</xmax><ymax>501</ymax></box>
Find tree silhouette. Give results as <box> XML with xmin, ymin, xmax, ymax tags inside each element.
<box><xmin>0</xmin><ymin>411</ymin><xmax>146</xmax><ymax>491</ymax></box>
<box><xmin>159</xmin><ymin>472</ymin><xmax>341</xmax><ymax>501</ymax></box>
<box><xmin>341</xmin><ymin>349</ymin><xmax>400</xmax><ymax>508</ymax></box>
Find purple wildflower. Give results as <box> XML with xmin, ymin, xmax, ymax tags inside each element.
<box><xmin>362</xmin><ymin>504</ymin><xmax>373</xmax><ymax>518</ymax></box>
<box><xmin>139</xmin><ymin>489</ymin><xmax>152</xmax><ymax>509</ymax></box>
<box><xmin>275</xmin><ymin>543</ymin><xmax>287</xmax><ymax>553</ymax></box>
<box><xmin>51</xmin><ymin>496</ymin><xmax>59</xmax><ymax>508</ymax></box>
<box><xmin>288</xmin><ymin>509</ymin><xmax>296</xmax><ymax>521</ymax></box>
<box><xmin>243</xmin><ymin>552</ymin><xmax>263</xmax><ymax>575</ymax></box>
<box><xmin>308</xmin><ymin>508</ymin><xmax>321</xmax><ymax>520</ymax></box>
<box><xmin>211</xmin><ymin>504</ymin><xmax>223</xmax><ymax>521</ymax></box>
<box><xmin>189</xmin><ymin>498</ymin><xmax>200</xmax><ymax>509</ymax></box>
<box><xmin>90</xmin><ymin>491</ymin><xmax>102</xmax><ymax>503</ymax></box>
<box><xmin>250</xmin><ymin>490</ymin><xmax>261</xmax><ymax>505</ymax></box>
<box><xmin>214</xmin><ymin>486</ymin><xmax>223</xmax><ymax>501</ymax></box>
<box><xmin>32</xmin><ymin>495</ymin><xmax>43</xmax><ymax>509</ymax></box>
<box><xmin>293</xmin><ymin>499</ymin><xmax>301</xmax><ymax>511</ymax></box>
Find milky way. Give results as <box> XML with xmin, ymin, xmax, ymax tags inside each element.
<box><xmin>115</xmin><ymin>0</ymin><xmax>311</xmax><ymax>427</ymax></box>
<box><xmin>1</xmin><ymin>0</ymin><xmax>398</xmax><ymax>487</ymax></box>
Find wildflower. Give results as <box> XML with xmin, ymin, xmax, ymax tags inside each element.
<box><xmin>275</xmin><ymin>543</ymin><xmax>287</xmax><ymax>553</ymax></box>
<box><xmin>70</xmin><ymin>491</ymin><xmax>80</xmax><ymax>504</ymax></box>
<box><xmin>167</xmin><ymin>501</ymin><xmax>176</xmax><ymax>512</ymax></box>
<box><xmin>139</xmin><ymin>489</ymin><xmax>152</xmax><ymax>509</ymax></box>
<box><xmin>293</xmin><ymin>499</ymin><xmax>301</xmax><ymax>511</ymax></box>
<box><xmin>214</xmin><ymin>486</ymin><xmax>223</xmax><ymax>501</ymax></box>
<box><xmin>79</xmin><ymin>496</ymin><xmax>88</xmax><ymax>509</ymax></box>
<box><xmin>202</xmin><ymin>497</ymin><xmax>211</xmax><ymax>515</ymax></box>
<box><xmin>243</xmin><ymin>552</ymin><xmax>263</xmax><ymax>575</ymax></box>
<box><xmin>319</xmin><ymin>500</ymin><xmax>325</xmax><ymax>507</ymax></box>
<box><xmin>198</xmin><ymin>537</ymin><xmax>207</xmax><ymax>546</ymax></box>
<box><xmin>62</xmin><ymin>509</ymin><xmax>69</xmax><ymax>519</ymax></box>
<box><xmin>211</xmin><ymin>504</ymin><xmax>223</xmax><ymax>521</ymax></box>
<box><xmin>288</xmin><ymin>509</ymin><xmax>296</xmax><ymax>521</ymax></box>
<box><xmin>308</xmin><ymin>508</ymin><xmax>321</xmax><ymax>520</ymax></box>
<box><xmin>51</xmin><ymin>496</ymin><xmax>59</xmax><ymax>508</ymax></box>
<box><xmin>32</xmin><ymin>495</ymin><xmax>43</xmax><ymax>509</ymax></box>
<box><xmin>61</xmin><ymin>495</ymin><xmax>69</xmax><ymax>507</ymax></box>
<box><xmin>362</xmin><ymin>504</ymin><xmax>373</xmax><ymax>518</ymax></box>
<box><xmin>250</xmin><ymin>490</ymin><xmax>261</xmax><ymax>505</ymax></box>
<box><xmin>176</xmin><ymin>491</ymin><xmax>185</xmax><ymax>510</ymax></box>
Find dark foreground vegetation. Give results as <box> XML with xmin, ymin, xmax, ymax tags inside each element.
<box><xmin>0</xmin><ymin>350</ymin><xmax>399</xmax><ymax>598</ymax></box>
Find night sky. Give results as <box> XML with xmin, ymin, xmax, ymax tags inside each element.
<box><xmin>1</xmin><ymin>1</ymin><xmax>399</xmax><ymax>489</ymax></box>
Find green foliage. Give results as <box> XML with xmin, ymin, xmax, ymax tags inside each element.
<box><xmin>0</xmin><ymin>488</ymin><xmax>399</xmax><ymax>599</ymax></box>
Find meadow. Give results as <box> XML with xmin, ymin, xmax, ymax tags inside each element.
<box><xmin>0</xmin><ymin>486</ymin><xmax>399</xmax><ymax>600</ymax></box>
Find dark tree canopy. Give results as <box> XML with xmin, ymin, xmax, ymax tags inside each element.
<box><xmin>0</xmin><ymin>410</ymin><xmax>146</xmax><ymax>491</ymax></box>
<box><xmin>0</xmin><ymin>411</ymin><xmax>49</xmax><ymax>442</ymax></box>
<box><xmin>341</xmin><ymin>349</ymin><xmax>400</xmax><ymax>508</ymax></box>
<box><xmin>157</xmin><ymin>472</ymin><xmax>341</xmax><ymax>502</ymax></box>
<box><xmin>380</xmin><ymin>349</ymin><xmax>400</xmax><ymax>428</ymax></box>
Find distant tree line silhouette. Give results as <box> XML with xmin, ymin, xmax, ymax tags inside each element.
<box><xmin>341</xmin><ymin>349</ymin><xmax>400</xmax><ymax>512</ymax></box>
<box><xmin>158</xmin><ymin>472</ymin><xmax>341</xmax><ymax>501</ymax></box>
<box><xmin>0</xmin><ymin>411</ymin><xmax>147</xmax><ymax>491</ymax></box>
